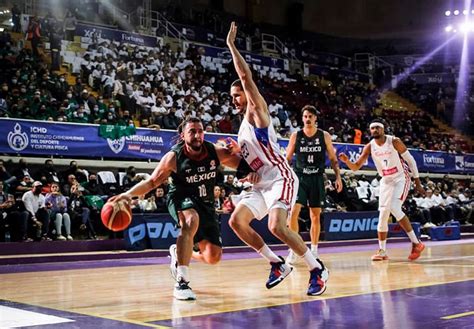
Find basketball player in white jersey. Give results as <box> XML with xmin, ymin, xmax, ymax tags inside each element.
<box><xmin>338</xmin><ymin>119</ymin><xmax>426</xmax><ymax>261</ymax></box>
<box><xmin>226</xmin><ymin>22</ymin><xmax>329</xmax><ymax>296</ymax></box>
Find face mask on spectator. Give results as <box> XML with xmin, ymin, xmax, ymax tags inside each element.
<box><xmin>21</xmin><ymin>88</ymin><xmax>26</xmax><ymax>93</ymax></box>
<box><xmin>33</xmin><ymin>186</ymin><xmax>42</xmax><ymax>194</ymax></box>
<box><xmin>12</xmin><ymin>79</ymin><xmax>17</xmax><ymax>84</ymax></box>
<box><xmin>60</xmin><ymin>78</ymin><xmax>65</xmax><ymax>82</ymax></box>
<box><xmin>78</xmin><ymin>113</ymin><xmax>84</xmax><ymax>118</ymax></box>
<box><xmin>67</xmin><ymin>93</ymin><xmax>72</xmax><ymax>98</ymax></box>
<box><xmin>2</xmin><ymin>86</ymin><xmax>8</xmax><ymax>91</ymax></box>
<box><xmin>109</xmin><ymin>107</ymin><xmax>115</xmax><ymax>113</ymax></box>
<box><xmin>57</xmin><ymin>117</ymin><xmax>64</xmax><ymax>122</ymax></box>
<box><xmin>108</xmin><ymin>115</ymin><xmax>113</xmax><ymax>120</ymax></box>
<box><xmin>93</xmin><ymin>106</ymin><xmax>99</xmax><ymax>111</ymax></box>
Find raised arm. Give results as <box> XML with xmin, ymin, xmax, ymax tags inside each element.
<box><xmin>338</xmin><ymin>143</ymin><xmax>371</xmax><ymax>172</ymax></box>
<box><xmin>324</xmin><ymin>131</ymin><xmax>342</xmax><ymax>192</ymax></box>
<box><xmin>226</xmin><ymin>22</ymin><xmax>268</xmax><ymax>125</ymax></box>
<box><xmin>286</xmin><ymin>131</ymin><xmax>297</xmax><ymax>163</ymax></box>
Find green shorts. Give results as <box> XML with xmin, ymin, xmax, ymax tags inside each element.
<box><xmin>295</xmin><ymin>174</ymin><xmax>325</xmax><ymax>208</ymax></box>
<box><xmin>167</xmin><ymin>195</ymin><xmax>222</xmax><ymax>247</ymax></box>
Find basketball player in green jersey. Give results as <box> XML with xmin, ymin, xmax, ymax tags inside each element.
<box><xmin>286</xmin><ymin>105</ymin><xmax>343</xmax><ymax>265</ymax></box>
<box><xmin>114</xmin><ymin>117</ymin><xmax>257</xmax><ymax>300</ymax></box>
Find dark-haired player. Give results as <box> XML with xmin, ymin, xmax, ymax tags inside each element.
<box><xmin>338</xmin><ymin>119</ymin><xmax>426</xmax><ymax>261</ymax></box>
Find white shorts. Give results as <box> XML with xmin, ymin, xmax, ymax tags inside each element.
<box><xmin>238</xmin><ymin>174</ymin><xmax>299</xmax><ymax>220</ymax></box>
<box><xmin>379</xmin><ymin>174</ymin><xmax>410</xmax><ymax>220</ymax></box>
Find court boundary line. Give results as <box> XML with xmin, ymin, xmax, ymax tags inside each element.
<box><xmin>0</xmin><ymin>299</ymin><xmax>171</xmax><ymax>329</ymax></box>
<box><xmin>147</xmin><ymin>278</ymin><xmax>474</xmax><ymax>323</ymax></box>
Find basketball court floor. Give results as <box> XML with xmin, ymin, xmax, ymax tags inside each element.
<box><xmin>1</xmin><ymin>239</ymin><xmax>473</xmax><ymax>328</ymax></box>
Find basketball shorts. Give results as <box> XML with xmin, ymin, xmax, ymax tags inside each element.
<box><xmin>238</xmin><ymin>174</ymin><xmax>299</xmax><ymax>220</ymax></box>
<box><xmin>167</xmin><ymin>194</ymin><xmax>222</xmax><ymax>247</ymax></box>
<box><xmin>295</xmin><ymin>174</ymin><xmax>325</xmax><ymax>208</ymax></box>
<box><xmin>379</xmin><ymin>174</ymin><xmax>410</xmax><ymax>221</ymax></box>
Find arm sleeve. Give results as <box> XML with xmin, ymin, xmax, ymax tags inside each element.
<box><xmin>401</xmin><ymin>151</ymin><xmax>419</xmax><ymax>179</ymax></box>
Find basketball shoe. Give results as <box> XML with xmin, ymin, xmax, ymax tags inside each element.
<box><xmin>266</xmin><ymin>256</ymin><xmax>293</xmax><ymax>289</ymax></box>
<box><xmin>174</xmin><ymin>279</ymin><xmax>196</xmax><ymax>300</ymax></box>
<box><xmin>307</xmin><ymin>259</ymin><xmax>329</xmax><ymax>296</ymax></box>
<box><xmin>169</xmin><ymin>244</ymin><xmax>178</xmax><ymax>281</ymax></box>
<box><xmin>286</xmin><ymin>249</ymin><xmax>299</xmax><ymax>266</ymax></box>
<box><xmin>371</xmin><ymin>249</ymin><xmax>389</xmax><ymax>261</ymax></box>
<box><xmin>408</xmin><ymin>242</ymin><xmax>425</xmax><ymax>261</ymax></box>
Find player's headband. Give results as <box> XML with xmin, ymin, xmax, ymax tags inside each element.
<box><xmin>369</xmin><ymin>122</ymin><xmax>384</xmax><ymax>129</ymax></box>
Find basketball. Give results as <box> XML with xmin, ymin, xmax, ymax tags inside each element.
<box><xmin>101</xmin><ymin>200</ymin><xmax>132</xmax><ymax>232</ymax></box>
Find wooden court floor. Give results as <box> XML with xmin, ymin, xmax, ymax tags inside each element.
<box><xmin>0</xmin><ymin>239</ymin><xmax>473</xmax><ymax>328</ymax></box>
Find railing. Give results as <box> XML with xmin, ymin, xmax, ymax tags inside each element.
<box><xmin>254</xmin><ymin>33</ymin><xmax>297</xmax><ymax>60</ymax></box>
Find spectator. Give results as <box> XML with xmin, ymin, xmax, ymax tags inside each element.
<box><xmin>63</xmin><ymin>11</ymin><xmax>77</xmax><ymax>41</ymax></box>
<box><xmin>11</xmin><ymin>4</ymin><xmax>21</xmax><ymax>33</ymax></box>
<box><xmin>0</xmin><ymin>181</ymin><xmax>23</xmax><ymax>242</ymax></box>
<box><xmin>38</xmin><ymin>159</ymin><xmax>61</xmax><ymax>184</ymax></box>
<box><xmin>69</xmin><ymin>184</ymin><xmax>97</xmax><ymax>239</ymax></box>
<box><xmin>45</xmin><ymin>183</ymin><xmax>73</xmax><ymax>240</ymax></box>
<box><xmin>21</xmin><ymin>181</ymin><xmax>51</xmax><ymax>240</ymax></box>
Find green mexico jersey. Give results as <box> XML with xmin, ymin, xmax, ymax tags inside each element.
<box><xmin>294</xmin><ymin>129</ymin><xmax>326</xmax><ymax>175</ymax></box>
<box><xmin>168</xmin><ymin>140</ymin><xmax>220</xmax><ymax>204</ymax></box>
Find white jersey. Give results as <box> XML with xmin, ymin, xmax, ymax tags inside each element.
<box><xmin>238</xmin><ymin>116</ymin><xmax>297</xmax><ymax>207</ymax></box>
<box><xmin>370</xmin><ymin>135</ymin><xmax>408</xmax><ymax>180</ymax></box>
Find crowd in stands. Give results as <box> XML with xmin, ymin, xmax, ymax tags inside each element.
<box><xmin>397</xmin><ymin>78</ymin><xmax>474</xmax><ymax>137</ymax></box>
<box><xmin>1</xmin><ymin>23</ymin><xmax>469</xmax><ymax>152</ymax></box>
<box><xmin>0</xmin><ymin>7</ymin><xmax>473</xmax><ymax>243</ymax></box>
<box><xmin>0</xmin><ymin>157</ymin><xmax>472</xmax><ymax>243</ymax></box>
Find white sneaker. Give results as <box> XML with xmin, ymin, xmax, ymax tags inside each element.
<box><xmin>169</xmin><ymin>244</ymin><xmax>178</xmax><ymax>281</ymax></box>
<box><xmin>174</xmin><ymin>279</ymin><xmax>196</xmax><ymax>300</ymax></box>
<box><xmin>56</xmin><ymin>235</ymin><xmax>66</xmax><ymax>241</ymax></box>
<box><xmin>66</xmin><ymin>235</ymin><xmax>73</xmax><ymax>241</ymax></box>
<box><xmin>286</xmin><ymin>249</ymin><xmax>299</xmax><ymax>266</ymax></box>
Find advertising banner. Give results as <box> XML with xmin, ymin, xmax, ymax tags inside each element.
<box><xmin>323</xmin><ymin>211</ymin><xmax>379</xmax><ymax>240</ymax></box>
<box><xmin>75</xmin><ymin>23</ymin><xmax>158</xmax><ymax>47</ymax></box>
<box><xmin>0</xmin><ymin>119</ymin><xmax>472</xmax><ymax>174</ymax></box>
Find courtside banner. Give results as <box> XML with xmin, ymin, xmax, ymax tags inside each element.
<box><xmin>0</xmin><ymin>119</ymin><xmax>472</xmax><ymax>173</ymax></box>
<box><xmin>323</xmin><ymin>211</ymin><xmax>379</xmax><ymax>240</ymax></box>
<box><xmin>75</xmin><ymin>23</ymin><xmax>158</xmax><ymax>47</ymax></box>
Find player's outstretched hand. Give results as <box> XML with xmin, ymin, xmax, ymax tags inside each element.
<box><xmin>226</xmin><ymin>21</ymin><xmax>237</xmax><ymax>46</ymax></box>
<box><xmin>108</xmin><ymin>193</ymin><xmax>132</xmax><ymax>204</ymax></box>
<box><xmin>226</xmin><ymin>137</ymin><xmax>241</xmax><ymax>155</ymax></box>
<box><xmin>239</xmin><ymin>172</ymin><xmax>260</xmax><ymax>185</ymax></box>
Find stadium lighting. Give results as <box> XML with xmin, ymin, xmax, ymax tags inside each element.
<box><xmin>459</xmin><ymin>21</ymin><xmax>474</xmax><ymax>33</ymax></box>
<box><xmin>445</xmin><ymin>25</ymin><xmax>454</xmax><ymax>32</ymax></box>
<box><xmin>454</xmin><ymin>10</ymin><xmax>460</xmax><ymax>15</ymax></box>
<box><xmin>445</xmin><ymin>10</ymin><xmax>451</xmax><ymax>16</ymax></box>
<box><xmin>463</xmin><ymin>10</ymin><xmax>468</xmax><ymax>15</ymax></box>
<box><xmin>472</xmin><ymin>10</ymin><xmax>474</xmax><ymax>14</ymax></box>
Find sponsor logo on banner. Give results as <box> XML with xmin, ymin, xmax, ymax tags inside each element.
<box><xmin>7</xmin><ymin>123</ymin><xmax>29</xmax><ymax>151</ymax></box>
<box><xmin>328</xmin><ymin>217</ymin><xmax>379</xmax><ymax>233</ymax></box>
<box><xmin>107</xmin><ymin>137</ymin><xmax>126</xmax><ymax>154</ymax></box>
<box><xmin>423</xmin><ymin>153</ymin><xmax>445</xmax><ymax>168</ymax></box>
<box><xmin>455</xmin><ymin>156</ymin><xmax>464</xmax><ymax>170</ymax></box>
<box><xmin>128</xmin><ymin>222</ymin><xmax>179</xmax><ymax>246</ymax></box>
<box><xmin>324</xmin><ymin>211</ymin><xmax>379</xmax><ymax>240</ymax></box>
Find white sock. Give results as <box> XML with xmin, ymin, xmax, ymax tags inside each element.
<box><xmin>258</xmin><ymin>244</ymin><xmax>281</xmax><ymax>263</ymax></box>
<box><xmin>311</xmin><ymin>244</ymin><xmax>318</xmax><ymax>257</ymax></box>
<box><xmin>302</xmin><ymin>249</ymin><xmax>321</xmax><ymax>270</ymax></box>
<box><xmin>177</xmin><ymin>266</ymin><xmax>190</xmax><ymax>282</ymax></box>
<box><xmin>379</xmin><ymin>240</ymin><xmax>387</xmax><ymax>251</ymax></box>
<box><xmin>406</xmin><ymin>230</ymin><xmax>419</xmax><ymax>244</ymax></box>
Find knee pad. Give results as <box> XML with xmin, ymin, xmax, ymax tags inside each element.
<box><xmin>377</xmin><ymin>207</ymin><xmax>390</xmax><ymax>232</ymax></box>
